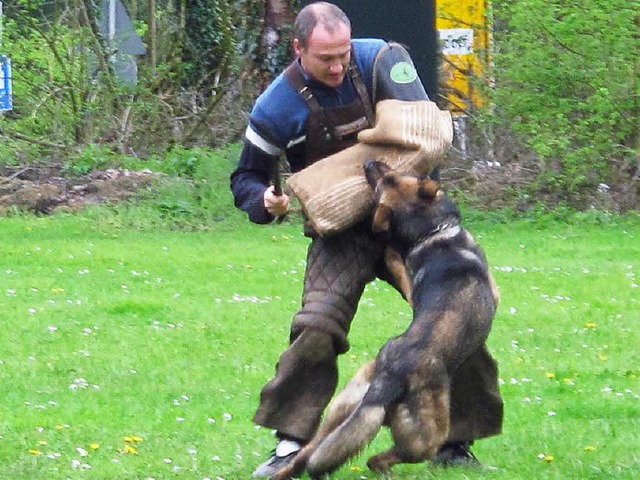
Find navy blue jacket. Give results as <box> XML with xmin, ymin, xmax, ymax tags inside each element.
<box><xmin>230</xmin><ymin>38</ymin><xmax>387</xmax><ymax>224</ymax></box>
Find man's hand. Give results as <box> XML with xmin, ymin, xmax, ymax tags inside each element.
<box><xmin>264</xmin><ymin>185</ymin><xmax>290</xmax><ymax>217</ymax></box>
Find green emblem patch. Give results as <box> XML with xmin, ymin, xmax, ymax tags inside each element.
<box><xmin>390</xmin><ymin>62</ymin><xmax>418</xmax><ymax>84</ymax></box>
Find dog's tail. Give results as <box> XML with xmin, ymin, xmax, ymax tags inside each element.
<box><xmin>306</xmin><ymin>376</ymin><xmax>404</xmax><ymax>477</ymax></box>
<box><xmin>306</xmin><ymin>403</ymin><xmax>385</xmax><ymax>476</ymax></box>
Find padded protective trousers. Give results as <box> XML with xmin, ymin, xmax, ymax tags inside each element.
<box><xmin>253</xmin><ymin>226</ymin><xmax>503</xmax><ymax>442</ymax></box>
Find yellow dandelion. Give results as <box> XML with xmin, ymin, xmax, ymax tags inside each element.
<box><xmin>585</xmin><ymin>322</ymin><xmax>597</xmax><ymax>329</ymax></box>
<box><xmin>89</xmin><ymin>443</ymin><xmax>100</xmax><ymax>450</ymax></box>
<box><xmin>584</xmin><ymin>445</ymin><xmax>596</xmax><ymax>451</ymax></box>
<box><xmin>122</xmin><ymin>444</ymin><xmax>138</xmax><ymax>454</ymax></box>
<box><xmin>350</xmin><ymin>465</ymin><xmax>363</xmax><ymax>472</ymax></box>
<box><xmin>51</xmin><ymin>287</ymin><xmax>65</xmax><ymax>294</ymax></box>
<box><xmin>37</xmin><ymin>440</ymin><xmax>48</xmax><ymax>446</ymax></box>
<box><xmin>543</xmin><ymin>454</ymin><xmax>554</xmax><ymax>463</ymax></box>
<box><xmin>28</xmin><ymin>449</ymin><xmax>43</xmax><ymax>456</ymax></box>
<box><xmin>55</xmin><ymin>425</ymin><xmax>64</xmax><ymax>430</ymax></box>
<box><xmin>598</xmin><ymin>353</ymin><xmax>608</xmax><ymax>361</ymax></box>
<box><xmin>545</xmin><ymin>372</ymin><xmax>555</xmax><ymax>379</ymax></box>
<box><xmin>130</xmin><ymin>435</ymin><xmax>143</xmax><ymax>442</ymax></box>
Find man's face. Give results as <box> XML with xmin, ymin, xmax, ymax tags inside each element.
<box><xmin>294</xmin><ymin>22</ymin><xmax>351</xmax><ymax>88</ymax></box>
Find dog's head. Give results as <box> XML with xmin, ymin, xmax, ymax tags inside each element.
<box><xmin>364</xmin><ymin>160</ymin><xmax>459</xmax><ymax>249</ymax></box>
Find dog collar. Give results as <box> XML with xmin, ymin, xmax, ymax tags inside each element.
<box><xmin>425</xmin><ymin>223</ymin><xmax>461</xmax><ymax>244</ymax></box>
<box><xmin>430</xmin><ymin>222</ymin><xmax>457</xmax><ymax>236</ymax></box>
<box><xmin>409</xmin><ymin>223</ymin><xmax>461</xmax><ymax>257</ymax></box>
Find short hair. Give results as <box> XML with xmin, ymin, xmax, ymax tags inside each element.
<box><xmin>294</xmin><ymin>2</ymin><xmax>351</xmax><ymax>50</ymax></box>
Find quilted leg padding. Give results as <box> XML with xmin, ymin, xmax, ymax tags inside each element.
<box><xmin>291</xmin><ymin>227</ymin><xmax>383</xmax><ymax>353</ymax></box>
<box><xmin>253</xmin><ymin>227</ymin><xmax>384</xmax><ymax>440</ymax></box>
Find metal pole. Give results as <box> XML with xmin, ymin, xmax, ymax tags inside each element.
<box><xmin>108</xmin><ymin>0</ymin><xmax>116</xmax><ymax>42</ymax></box>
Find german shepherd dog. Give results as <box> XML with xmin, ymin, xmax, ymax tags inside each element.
<box><xmin>272</xmin><ymin>160</ymin><xmax>499</xmax><ymax>479</ymax></box>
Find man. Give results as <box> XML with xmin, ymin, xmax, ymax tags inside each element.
<box><xmin>230</xmin><ymin>3</ymin><xmax>503</xmax><ymax>477</ymax></box>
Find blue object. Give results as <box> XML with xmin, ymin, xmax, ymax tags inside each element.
<box><xmin>0</xmin><ymin>54</ymin><xmax>12</xmax><ymax>111</ymax></box>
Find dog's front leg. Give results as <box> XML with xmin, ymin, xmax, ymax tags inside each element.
<box><xmin>384</xmin><ymin>247</ymin><xmax>413</xmax><ymax>305</ymax></box>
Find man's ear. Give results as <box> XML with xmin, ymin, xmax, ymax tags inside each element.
<box><xmin>372</xmin><ymin>204</ymin><xmax>392</xmax><ymax>233</ymax></box>
<box><xmin>293</xmin><ymin>38</ymin><xmax>303</xmax><ymax>57</ymax></box>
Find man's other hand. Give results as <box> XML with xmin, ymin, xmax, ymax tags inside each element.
<box><xmin>264</xmin><ymin>186</ymin><xmax>290</xmax><ymax>217</ymax></box>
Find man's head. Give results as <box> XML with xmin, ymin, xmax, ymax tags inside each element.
<box><xmin>293</xmin><ymin>2</ymin><xmax>352</xmax><ymax>88</ymax></box>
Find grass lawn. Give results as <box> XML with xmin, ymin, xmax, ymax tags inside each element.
<box><xmin>0</xmin><ymin>212</ymin><xmax>638</xmax><ymax>479</ymax></box>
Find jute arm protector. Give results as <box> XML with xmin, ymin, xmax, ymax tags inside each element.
<box><xmin>286</xmin><ymin>101</ymin><xmax>452</xmax><ymax>237</ymax></box>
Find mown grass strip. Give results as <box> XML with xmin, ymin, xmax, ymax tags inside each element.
<box><xmin>0</xmin><ymin>213</ymin><xmax>638</xmax><ymax>479</ymax></box>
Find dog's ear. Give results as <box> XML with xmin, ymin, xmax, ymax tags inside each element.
<box><xmin>417</xmin><ymin>178</ymin><xmax>441</xmax><ymax>200</ymax></box>
<box><xmin>364</xmin><ymin>160</ymin><xmax>392</xmax><ymax>188</ymax></box>
<box><xmin>371</xmin><ymin>204</ymin><xmax>392</xmax><ymax>233</ymax></box>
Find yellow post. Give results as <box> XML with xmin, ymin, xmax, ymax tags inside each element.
<box><xmin>436</xmin><ymin>0</ymin><xmax>490</xmax><ymax>115</ymax></box>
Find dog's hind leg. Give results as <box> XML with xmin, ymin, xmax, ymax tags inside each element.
<box><xmin>415</xmin><ymin>384</ymin><xmax>451</xmax><ymax>460</ymax></box>
<box><xmin>367</xmin><ymin>446</ymin><xmax>403</xmax><ymax>474</ymax></box>
<box><xmin>369</xmin><ymin>370</ymin><xmax>451</xmax><ymax>473</ymax></box>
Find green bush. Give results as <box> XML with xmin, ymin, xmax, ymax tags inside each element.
<box><xmin>63</xmin><ymin>144</ymin><xmax>121</xmax><ymax>176</ymax></box>
<box><xmin>492</xmin><ymin>0</ymin><xmax>638</xmax><ymax>201</ymax></box>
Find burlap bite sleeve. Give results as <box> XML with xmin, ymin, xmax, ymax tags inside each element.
<box><xmin>286</xmin><ymin>100</ymin><xmax>452</xmax><ymax>237</ymax></box>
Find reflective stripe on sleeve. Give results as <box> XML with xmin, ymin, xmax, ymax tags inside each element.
<box><xmin>245</xmin><ymin>126</ymin><xmax>283</xmax><ymax>156</ymax></box>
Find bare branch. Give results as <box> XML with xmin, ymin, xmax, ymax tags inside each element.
<box><xmin>0</xmin><ymin>129</ymin><xmax>67</xmax><ymax>150</ymax></box>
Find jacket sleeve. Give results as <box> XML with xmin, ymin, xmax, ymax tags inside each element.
<box><xmin>230</xmin><ymin>139</ymin><xmax>278</xmax><ymax>224</ymax></box>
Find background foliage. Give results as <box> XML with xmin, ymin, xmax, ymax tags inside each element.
<box><xmin>0</xmin><ymin>0</ymin><xmax>268</xmax><ymax>156</ymax></box>
<box><xmin>487</xmin><ymin>0</ymin><xmax>639</xmax><ymax>210</ymax></box>
<box><xmin>0</xmin><ymin>0</ymin><xmax>638</xmax><ymax>212</ymax></box>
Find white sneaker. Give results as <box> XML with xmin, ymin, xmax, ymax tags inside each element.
<box><xmin>252</xmin><ymin>439</ymin><xmax>301</xmax><ymax>477</ymax></box>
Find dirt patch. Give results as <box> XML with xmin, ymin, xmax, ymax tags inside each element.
<box><xmin>0</xmin><ymin>165</ymin><xmax>159</xmax><ymax>215</ymax></box>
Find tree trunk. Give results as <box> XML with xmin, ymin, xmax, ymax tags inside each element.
<box><xmin>264</xmin><ymin>0</ymin><xmax>295</xmax><ymax>35</ymax></box>
<box><xmin>261</xmin><ymin>0</ymin><xmax>295</xmax><ymax>84</ymax></box>
<box><xmin>264</xmin><ymin>0</ymin><xmax>295</xmax><ymax>49</ymax></box>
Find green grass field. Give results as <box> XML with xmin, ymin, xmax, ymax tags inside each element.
<box><xmin>0</xmin><ymin>211</ymin><xmax>638</xmax><ymax>479</ymax></box>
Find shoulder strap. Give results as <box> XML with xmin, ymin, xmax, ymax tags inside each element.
<box><xmin>348</xmin><ymin>54</ymin><xmax>376</xmax><ymax>126</ymax></box>
<box><xmin>283</xmin><ymin>47</ymin><xmax>376</xmax><ymax>139</ymax></box>
<box><xmin>284</xmin><ymin>61</ymin><xmax>338</xmax><ymax>140</ymax></box>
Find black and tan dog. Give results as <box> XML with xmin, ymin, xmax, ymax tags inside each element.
<box><xmin>272</xmin><ymin>160</ymin><xmax>499</xmax><ymax>479</ymax></box>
